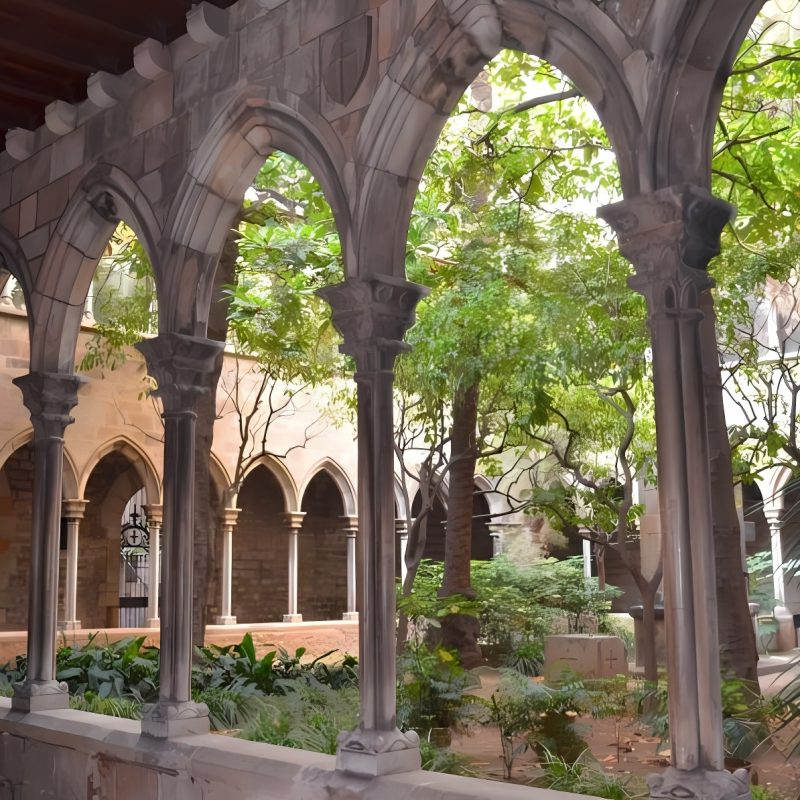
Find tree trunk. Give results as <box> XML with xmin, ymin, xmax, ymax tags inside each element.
<box><xmin>440</xmin><ymin>381</ymin><xmax>482</xmax><ymax>666</ymax></box>
<box><xmin>699</xmin><ymin>290</ymin><xmax>759</xmax><ymax>684</ymax></box>
<box><xmin>191</xmin><ymin>230</ymin><xmax>238</xmax><ymax>647</ymax></box>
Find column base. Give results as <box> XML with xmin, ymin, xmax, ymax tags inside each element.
<box><xmin>141</xmin><ymin>700</ymin><xmax>210</xmax><ymax>738</ymax></box>
<box><xmin>342</xmin><ymin>611</ymin><xmax>359</xmax><ymax>621</ymax></box>
<box><xmin>215</xmin><ymin>615</ymin><xmax>237</xmax><ymax>625</ymax></box>
<box><xmin>11</xmin><ymin>679</ymin><xmax>69</xmax><ymax>712</ymax></box>
<box><xmin>62</xmin><ymin>620</ymin><xmax>81</xmax><ymax>631</ymax></box>
<box><xmin>146</xmin><ymin>618</ymin><xmax>160</xmax><ymax>629</ymax></box>
<box><xmin>648</xmin><ymin>766</ymin><xmax>751</xmax><ymax>800</ymax></box>
<box><xmin>336</xmin><ymin>727</ymin><xmax>421</xmax><ymax>777</ymax></box>
<box><xmin>283</xmin><ymin>613</ymin><xmax>303</xmax><ymax>623</ymax></box>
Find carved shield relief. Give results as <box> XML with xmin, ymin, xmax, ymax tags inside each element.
<box><xmin>322</xmin><ymin>15</ymin><xmax>372</xmax><ymax>108</ymax></box>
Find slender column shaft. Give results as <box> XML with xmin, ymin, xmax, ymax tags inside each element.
<box><xmin>215</xmin><ymin>508</ymin><xmax>239</xmax><ymax>625</ymax></box>
<box><xmin>65</xmin><ymin>519</ymin><xmax>79</xmax><ymax>623</ymax></box>
<box><xmin>600</xmin><ymin>187</ymin><xmax>749</xmax><ymax>798</ymax></box>
<box><xmin>764</xmin><ymin>510</ymin><xmax>786</xmax><ymax>606</ymax></box>
<box><xmin>396</xmin><ymin>519</ymin><xmax>409</xmax><ymax>588</ymax></box>
<box><xmin>282</xmin><ymin>512</ymin><xmax>305</xmax><ymax>623</ymax></box>
<box><xmin>221</xmin><ymin>527</ymin><xmax>233</xmax><ymax>617</ymax></box>
<box><xmin>12</xmin><ymin>372</ymin><xmax>82</xmax><ymax>711</ymax></box>
<box><xmin>136</xmin><ymin>333</ymin><xmax>224</xmax><ymax>737</ymax></box>
<box><xmin>342</xmin><ymin>516</ymin><xmax>359</xmax><ymax>620</ymax></box>
<box><xmin>143</xmin><ymin>505</ymin><xmax>162</xmax><ymax>627</ymax></box>
<box><xmin>320</xmin><ymin>276</ymin><xmax>427</xmax><ymax>775</ymax></box>
<box><xmin>61</xmin><ymin>498</ymin><xmax>87</xmax><ymax>630</ymax></box>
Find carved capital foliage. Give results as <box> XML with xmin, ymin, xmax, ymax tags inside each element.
<box><xmin>598</xmin><ymin>185</ymin><xmax>734</xmax><ymax>317</ymax></box>
<box><xmin>135</xmin><ymin>333</ymin><xmax>224</xmax><ymax>414</ymax></box>
<box><xmin>647</xmin><ymin>766</ymin><xmax>751</xmax><ymax>800</ymax></box>
<box><xmin>337</xmin><ymin>725</ymin><xmax>420</xmax><ymax>755</ymax></box>
<box><xmin>317</xmin><ymin>276</ymin><xmax>428</xmax><ymax>372</ymax></box>
<box><xmin>13</xmin><ymin>372</ymin><xmax>84</xmax><ymax>440</ymax></box>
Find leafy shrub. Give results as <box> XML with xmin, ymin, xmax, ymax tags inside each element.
<box><xmin>396</xmin><ymin>643</ymin><xmax>478</xmax><ymax>734</ymax></box>
<box><xmin>486</xmin><ymin>670</ymin><xmax>589</xmax><ymax>779</ymax></box>
<box><xmin>240</xmin><ymin>684</ymin><xmax>359</xmax><ymax>753</ymax></box>
<box><xmin>69</xmin><ymin>692</ymin><xmax>142</xmax><ymax>719</ymax></box>
<box><xmin>531</xmin><ymin>749</ymin><xmax>647</xmax><ymax>800</ymax></box>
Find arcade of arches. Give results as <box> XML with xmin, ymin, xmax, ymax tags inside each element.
<box><xmin>0</xmin><ymin>0</ymin><xmax>779</xmax><ymax>797</ymax></box>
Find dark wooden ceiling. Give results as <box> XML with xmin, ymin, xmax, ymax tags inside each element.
<box><xmin>0</xmin><ymin>0</ymin><xmax>236</xmax><ymax>151</ymax></box>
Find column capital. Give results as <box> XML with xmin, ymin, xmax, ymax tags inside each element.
<box><xmin>318</xmin><ymin>275</ymin><xmax>428</xmax><ymax>371</ymax></box>
<box><xmin>598</xmin><ymin>185</ymin><xmax>734</xmax><ymax>315</ymax></box>
<box><xmin>135</xmin><ymin>333</ymin><xmax>224</xmax><ymax>414</ymax></box>
<box><xmin>339</xmin><ymin>515</ymin><xmax>358</xmax><ymax>532</ymax></box>
<box><xmin>13</xmin><ymin>372</ymin><xmax>84</xmax><ymax>440</ymax></box>
<box><xmin>61</xmin><ymin>498</ymin><xmax>88</xmax><ymax>519</ymax></box>
<box><xmin>395</xmin><ymin>518</ymin><xmax>409</xmax><ymax>534</ymax></box>
<box><xmin>282</xmin><ymin>511</ymin><xmax>306</xmax><ymax>530</ymax></box>
<box><xmin>142</xmin><ymin>503</ymin><xmax>163</xmax><ymax>526</ymax></box>
<box><xmin>221</xmin><ymin>507</ymin><xmax>240</xmax><ymax>527</ymax></box>
<box><xmin>763</xmin><ymin>507</ymin><xmax>783</xmax><ymax>525</ymax></box>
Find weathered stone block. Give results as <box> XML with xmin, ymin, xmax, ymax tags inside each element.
<box><xmin>544</xmin><ymin>634</ymin><xmax>628</xmax><ymax>680</ymax></box>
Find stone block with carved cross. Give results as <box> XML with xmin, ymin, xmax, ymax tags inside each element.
<box><xmin>544</xmin><ymin>634</ymin><xmax>628</xmax><ymax>681</ymax></box>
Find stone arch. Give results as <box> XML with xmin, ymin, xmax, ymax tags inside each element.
<box><xmin>28</xmin><ymin>165</ymin><xmax>162</xmax><ymax>373</ymax></box>
<box><xmin>656</xmin><ymin>0</ymin><xmax>766</xmax><ymax>188</ymax></box>
<box><xmin>238</xmin><ymin>453</ymin><xmax>299</xmax><ymax>512</ymax></box>
<box><xmin>473</xmin><ymin>473</ymin><xmax>509</xmax><ymax>519</ymax></box>
<box><xmin>394</xmin><ymin>476</ymin><xmax>411</xmax><ymax>521</ymax></box>
<box><xmin>78</xmin><ymin>436</ymin><xmax>161</xmax><ymax>504</ymax></box>
<box><xmin>353</xmin><ymin>0</ymin><xmax>639</xmax><ymax>274</ymax></box>
<box><xmin>298</xmin><ymin>459</ymin><xmax>357</xmax><ymax>517</ymax></box>
<box><xmin>0</xmin><ymin>223</ymin><xmax>32</xmax><ymax>304</ymax></box>
<box><xmin>0</xmin><ymin>428</ymin><xmax>78</xmax><ymax>500</ymax></box>
<box><xmin>161</xmin><ymin>87</ymin><xmax>353</xmax><ymax>335</ymax></box>
<box><xmin>759</xmin><ymin>464</ymin><xmax>794</xmax><ymax>513</ymax></box>
<box><xmin>209</xmin><ymin>451</ymin><xmax>232</xmax><ymax>507</ymax></box>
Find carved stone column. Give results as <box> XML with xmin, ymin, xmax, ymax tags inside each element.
<box><xmin>61</xmin><ymin>499</ymin><xmax>88</xmax><ymax>631</ymax></box>
<box><xmin>215</xmin><ymin>508</ymin><xmax>240</xmax><ymax>625</ymax></box>
<box><xmin>763</xmin><ymin>508</ymin><xmax>786</xmax><ymax>608</ymax></box>
<box><xmin>143</xmin><ymin>504</ymin><xmax>163</xmax><ymax>628</ymax></box>
<box><xmin>12</xmin><ymin>372</ymin><xmax>83</xmax><ymax>711</ymax></box>
<box><xmin>135</xmin><ymin>333</ymin><xmax>224</xmax><ymax>738</ymax></box>
<box><xmin>341</xmin><ymin>515</ymin><xmax>359</xmax><ymax>621</ymax></box>
<box><xmin>600</xmin><ymin>186</ymin><xmax>750</xmax><ymax>800</ymax></box>
<box><xmin>282</xmin><ymin>511</ymin><xmax>305</xmax><ymax>623</ymax></box>
<box><xmin>319</xmin><ymin>275</ymin><xmax>427</xmax><ymax>776</ymax></box>
<box><xmin>396</xmin><ymin>518</ymin><xmax>409</xmax><ymax>587</ymax></box>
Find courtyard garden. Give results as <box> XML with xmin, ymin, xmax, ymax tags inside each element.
<box><xmin>1</xmin><ymin>556</ymin><xmax>798</xmax><ymax>799</ymax></box>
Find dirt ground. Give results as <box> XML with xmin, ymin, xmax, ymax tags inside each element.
<box><xmin>450</xmin><ymin>668</ymin><xmax>800</xmax><ymax>799</ymax></box>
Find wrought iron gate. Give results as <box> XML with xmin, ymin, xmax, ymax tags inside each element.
<box><xmin>119</xmin><ymin>493</ymin><xmax>150</xmax><ymax>628</ymax></box>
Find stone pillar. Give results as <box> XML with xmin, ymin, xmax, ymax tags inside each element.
<box><xmin>341</xmin><ymin>515</ymin><xmax>359</xmax><ymax>621</ymax></box>
<box><xmin>600</xmin><ymin>186</ymin><xmax>750</xmax><ymax>800</ymax></box>
<box><xmin>319</xmin><ymin>275</ymin><xmax>427</xmax><ymax>776</ymax></box>
<box><xmin>396</xmin><ymin>518</ymin><xmax>409</xmax><ymax>587</ymax></box>
<box><xmin>61</xmin><ymin>499</ymin><xmax>88</xmax><ymax>631</ymax></box>
<box><xmin>215</xmin><ymin>508</ymin><xmax>240</xmax><ymax>625</ymax></box>
<box><xmin>135</xmin><ymin>333</ymin><xmax>224</xmax><ymax>738</ymax></box>
<box><xmin>763</xmin><ymin>508</ymin><xmax>786</xmax><ymax>607</ymax></box>
<box><xmin>12</xmin><ymin>372</ymin><xmax>83</xmax><ymax>711</ymax></box>
<box><xmin>282</xmin><ymin>511</ymin><xmax>305</xmax><ymax>623</ymax></box>
<box><xmin>143</xmin><ymin>504</ymin><xmax>163</xmax><ymax>628</ymax></box>
<box><xmin>582</xmin><ymin>537</ymin><xmax>592</xmax><ymax>581</ymax></box>
<box><xmin>487</xmin><ymin>521</ymin><xmax>515</xmax><ymax>557</ymax></box>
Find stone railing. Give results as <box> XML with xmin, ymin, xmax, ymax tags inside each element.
<box><xmin>0</xmin><ymin>700</ymin><xmax>592</xmax><ymax>800</ymax></box>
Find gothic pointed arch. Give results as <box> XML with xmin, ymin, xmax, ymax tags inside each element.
<box><xmin>28</xmin><ymin>165</ymin><xmax>161</xmax><ymax>373</ymax></box>
<box><xmin>0</xmin><ymin>427</ymin><xmax>78</xmax><ymax>500</ymax></box>
<box><xmin>298</xmin><ymin>458</ymin><xmax>357</xmax><ymax>517</ymax></box>
<box><xmin>353</xmin><ymin>0</ymin><xmax>640</xmax><ymax>275</ymax></box>
<box><xmin>0</xmin><ymin>223</ymin><xmax>32</xmax><ymax>306</ymax></box>
<box><xmin>78</xmin><ymin>436</ymin><xmax>161</xmax><ymax>504</ymax></box>
<box><xmin>160</xmin><ymin>86</ymin><xmax>353</xmax><ymax>335</ymax></box>
<box><xmin>238</xmin><ymin>453</ymin><xmax>299</xmax><ymax>512</ymax></box>
<box><xmin>654</xmin><ymin>0</ymin><xmax>766</xmax><ymax>187</ymax></box>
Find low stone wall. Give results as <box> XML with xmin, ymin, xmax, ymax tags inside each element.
<box><xmin>0</xmin><ymin>701</ymin><xmax>589</xmax><ymax>800</ymax></box>
<box><xmin>0</xmin><ymin>620</ymin><xmax>359</xmax><ymax>664</ymax></box>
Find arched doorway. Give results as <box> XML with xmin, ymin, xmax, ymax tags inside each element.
<box><xmin>233</xmin><ymin>465</ymin><xmax>286</xmax><ymax>622</ymax></box>
<box><xmin>80</xmin><ymin>450</ymin><xmax>149</xmax><ymax>628</ymax></box>
<box><xmin>299</xmin><ymin>471</ymin><xmax>347</xmax><ymax>620</ymax></box>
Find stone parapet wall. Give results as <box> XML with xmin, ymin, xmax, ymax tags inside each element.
<box><xmin>0</xmin><ymin>700</ymin><xmax>587</xmax><ymax>800</ymax></box>
<box><xmin>0</xmin><ymin>621</ymin><xmax>358</xmax><ymax>665</ymax></box>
